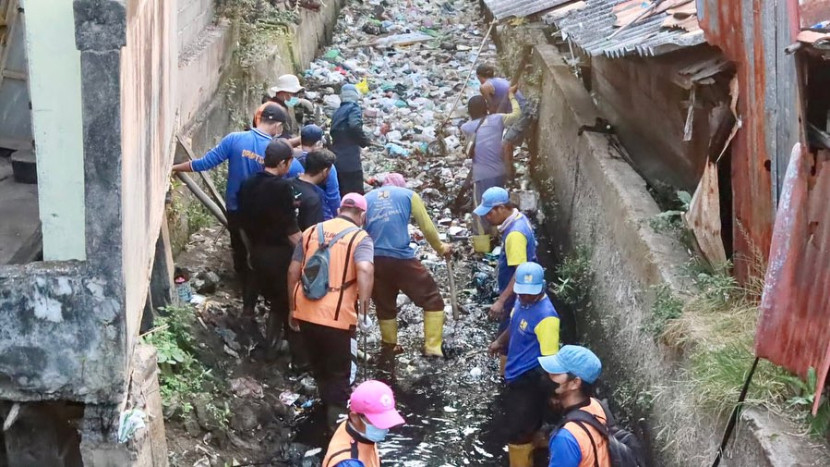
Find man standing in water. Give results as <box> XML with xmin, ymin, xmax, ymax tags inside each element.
<box><xmin>488</xmin><ymin>262</ymin><xmax>560</xmax><ymax>467</ymax></box>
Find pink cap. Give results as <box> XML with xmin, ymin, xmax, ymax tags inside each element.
<box><xmin>341</xmin><ymin>193</ymin><xmax>367</xmax><ymax>212</ymax></box>
<box><xmin>349</xmin><ymin>380</ymin><xmax>405</xmax><ymax>429</ymax></box>
<box><xmin>383</xmin><ymin>173</ymin><xmax>407</xmax><ymax>188</ymax></box>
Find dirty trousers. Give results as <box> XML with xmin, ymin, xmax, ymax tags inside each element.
<box><xmin>337</xmin><ymin>169</ymin><xmax>365</xmax><ymax>196</ymax></box>
<box><xmin>227</xmin><ymin>210</ymin><xmax>256</xmax><ymax>309</ymax></box>
<box><xmin>372</xmin><ymin>257</ymin><xmax>445</xmax><ymax>319</ymax></box>
<box><xmin>250</xmin><ymin>244</ymin><xmax>308</xmax><ymax>365</ymax></box>
<box><xmin>502</xmin><ymin>366</ymin><xmax>548</xmax><ymax>444</ymax></box>
<box><xmin>299</xmin><ymin>321</ymin><xmax>356</xmax><ymax>408</ymax></box>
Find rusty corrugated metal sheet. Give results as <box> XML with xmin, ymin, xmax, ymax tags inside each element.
<box><xmin>755</xmin><ymin>144</ymin><xmax>830</xmax><ymax>389</ymax></box>
<box><xmin>799</xmin><ymin>0</ymin><xmax>830</xmax><ymax>27</ymax></box>
<box><xmin>696</xmin><ymin>0</ymin><xmax>804</xmax><ymax>282</ymax></box>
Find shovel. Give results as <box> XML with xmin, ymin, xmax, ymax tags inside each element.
<box><xmin>446</xmin><ymin>257</ymin><xmax>460</xmax><ymax>321</ymax></box>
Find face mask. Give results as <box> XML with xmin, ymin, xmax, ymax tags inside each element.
<box><xmin>285</xmin><ymin>97</ymin><xmax>300</xmax><ymax>107</ymax></box>
<box><xmin>362</xmin><ymin>419</ymin><xmax>389</xmax><ymax>442</ymax></box>
<box><xmin>539</xmin><ymin>375</ymin><xmax>561</xmax><ymax>398</ymax></box>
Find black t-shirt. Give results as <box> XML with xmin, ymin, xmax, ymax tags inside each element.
<box><xmin>290</xmin><ymin>178</ymin><xmax>325</xmax><ymax>231</ymax></box>
<box><xmin>237</xmin><ymin>172</ymin><xmax>300</xmax><ymax>247</ymax></box>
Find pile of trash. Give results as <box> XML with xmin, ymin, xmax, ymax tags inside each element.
<box><xmin>168</xmin><ymin>0</ymin><xmax>545</xmax><ymax>465</ymax></box>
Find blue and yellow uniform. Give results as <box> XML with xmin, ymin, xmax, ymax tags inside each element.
<box><xmin>497</xmin><ymin>209</ymin><xmax>537</xmax><ymax>331</ymax></box>
<box><xmin>505</xmin><ymin>295</ymin><xmax>560</xmax><ymax>382</ymax></box>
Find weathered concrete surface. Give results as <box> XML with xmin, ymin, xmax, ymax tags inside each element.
<box><xmin>726</xmin><ymin>407</ymin><xmax>830</xmax><ymax>467</ymax></box>
<box><xmin>529</xmin><ymin>42</ymin><xmax>830</xmax><ymax>466</ymax></box>
<box><xmin>79</xmin><ymin>344</ymin><xmax>168</xmax><ymax>467</ymax></box>
<box><xmin>0</xmin><ymin>0</ymin><xmax>175</xmax><ymax>406</ymax></box>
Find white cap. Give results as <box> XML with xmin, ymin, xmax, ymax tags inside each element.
<box><xmin>269</xmin><ymin>74</ymin><xmax>304</xmax><ymax>96</ymax></box>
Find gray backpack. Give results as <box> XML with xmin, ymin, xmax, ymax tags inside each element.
<box><xmin>301</xmin><ymin>224</ymin><xmax>360</xmax><ymax>300</ymax></box>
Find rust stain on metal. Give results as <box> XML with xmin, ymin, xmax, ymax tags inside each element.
<box><xmin>756</xmin><ymin>144</ymin><xmax>830</xmax><ymax>392</ymax></box>
<box><xmin>698</xmin><ymin>0</ymin><xmax>775</xmax><ymax>281</ymax></box>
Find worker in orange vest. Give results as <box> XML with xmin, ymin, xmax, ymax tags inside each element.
<box><xmin>322</xmin><ymin>380</ymin><xmax>405</xmax><ymax>467</ymax></box>
<box><xmin>287</xmin><ymin>193</ymin><xmax>375</xmax><ymax>429</ymax></box>
<box><xmin>539</xmin><ymin>346</ymin><xmax>611</xmax><ymax>467</ymax></box>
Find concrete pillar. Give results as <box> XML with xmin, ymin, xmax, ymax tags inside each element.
<box><xmin>22</xmin><ymin>0</ymin><xmax>87</xmax><ymax>261</ymax></box>
<box><xmin>79</xmin><ymin>345</ymin><xmax>168</xmax><ymax>467</ymax></box>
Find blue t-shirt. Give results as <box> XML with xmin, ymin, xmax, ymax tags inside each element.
<box><xmin>504</xmin><ymin>295</ymin><xmax>560</xmax><ymax>382</ymax></box>
<box><xmin>549</xmin><ymin>428</ymin><xmax>582</xmax><ymax>467</ymax></box>
<box><xmin>190</xmin><ymin>129</ymin><xmax>272</xmax><ymax>211</ymax></box>
<box><xmin>287</xmin><ymin>151</ymin><xmax>341</xmax><ymax>220</ymax></box>
<box><xmin>498</xmin><ymin>211</ymin><xmax>537</xmax><ymax>305</ymax></box>
<box><xmin>365</xmin><ymin>186</ymin><xmax>417</xmax><ymax>259</ymax></box>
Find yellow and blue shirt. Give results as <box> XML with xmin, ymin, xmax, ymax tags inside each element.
<box><xmin>505</xmin><ymin>294</ymin><xmax>559</xmax><ymax>382</ymax></box>
<box><xmin>498</xmin><ymin>209</ymin><xmax>537</xmax><ymax>310</ymax></box>
<box><xmin>365</xmin><ymin>186</ymin><xmax>444</xmax><ymax>259</ymax></box>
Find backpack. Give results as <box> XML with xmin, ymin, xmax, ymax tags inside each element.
<box><xmin>557</xmin><ymin>400</ymin><xmax>646</xmax><ymax>467</ymax></box>
<box><xmin>301</xmin><ymin>224</ymin><xmax>360</xmax><ymax>300</ymax></box>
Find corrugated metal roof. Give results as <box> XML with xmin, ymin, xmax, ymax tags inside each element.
<box><xmin>543</xmin><ymin>0</ymin><xmax>705</xmax><ymax>58</ymax></box>
<box><xmin>484</xmin><ymin>0</ymin><xmax>575</xmax><ymax>21</ymax></box>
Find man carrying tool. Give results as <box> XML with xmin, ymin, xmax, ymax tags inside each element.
<box><xmin>477</xmin><ymin>63</ymin><xmax>535</xmax><ymax>178</ymax></box>
<box><xmin>236</xmin><ymin>139</ymin><xmax>306</xmax><ymax>365</ymax></box>
<box><xmin>364</xmin><ymin>173</ymin><xmax>453</xmax><ymax>357</ymax></box>
<box><xmin>323</xmin><ymin>380</ymin><xmax>405</xmax><ymax>467</ymax></box>
<box><xmin>488</xmin><ymin>262</ymin><xmax>560</xmax><ymax>467</ymax></box>
<box><xmin>287</xmin><ymin>194</ymin><xmax>375</xmax><ymax>429</ymax></box>
<box><xmin>331</xmin><ymin>84</ymin><xmax>371</xmax><ymax>195</ymax></box>
<box><xmin>473</xmin><ymin>187</ymin><xmax>537</xmax><ymax>372</ymax></box>
<box><xmin>461</xmin><ymin>87</ymin><xmax>521</xmax><ymax>235</ymax></box>
<box><xmin>288</xmin><ymin>124</ymin><xmax>342</xmax><ymax>220</ymax></box>
<box><xmin>172</xmin><ymin>103</ymin><xmax>287</xmax><ymax>316</ymax></box>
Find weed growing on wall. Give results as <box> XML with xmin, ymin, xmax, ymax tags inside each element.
<box><xmin>643</xmin><ymin>283</ymin><xmax>684</xmax><ymax>337</ymax></box>
<box><xmin>142</xmin><ymin>305</ymin><xmax>228</xmax><ymax>428</ymax></box>
<box><xmin>552</xmin><ymin>245</ymin><xmax>593</xmax><ymax>308</ymax></box>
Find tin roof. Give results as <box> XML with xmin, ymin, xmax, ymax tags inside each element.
<box><xmin>484</xmin><ymin>0</ymin><xmax>576</xmax><ymax>21</ymax></box>
<box><xmin>543</xmin><ymin>0</ymin><xmax>705</xmax><ymax>58</ymax></box>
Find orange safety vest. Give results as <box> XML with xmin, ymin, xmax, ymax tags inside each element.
<box><xmin>322</xmin><ymin>421</ymin><xmax>380</xmax><ymax>467</ymax></box>
<box><xmin>564</xmin><ymin>398</ymin><xmax>612</xmax><ymax>467</ymax></box>
<box><xmin>293</xmin><ymin>217</ymin><xmax>368</xmax><ymax>330</ymax></box>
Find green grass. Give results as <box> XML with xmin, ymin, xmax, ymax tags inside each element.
<box><xmin>142</xmin><ymin>305</ymin><xmax>227</xmax><ymax>428</ymax></box>
<box><xmin>661</xmin><ymin>261</ymin><xmax>830</xmax><ymax>437</ymax></box>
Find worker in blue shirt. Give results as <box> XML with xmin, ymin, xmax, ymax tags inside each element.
<box><xmin>364</xmin><ymin>173</ymin><xmax>453</xmax><ymax>357</ymax></box>
<box><xmin>171</xmin><ymin>103</ymin><xmax>287</xmax><ymax>315</ymax></box>
<box><xmin>488</xmin><ymin>262</ymin><xmax>560</xmax><ymax>467</ymax></box>
<box><xmin>287</xmin><ymin>124</ymin><xmax>341</xmax><ymax>219</ymax></box>
<box><xmin>474</xmin><ymin>186</ymin><xmax>538</xmax><ymax>374</ymax></box>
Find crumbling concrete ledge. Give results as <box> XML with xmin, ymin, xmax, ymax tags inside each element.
<box><xmin>529</xmin><ymin>42</ymin><xmax>830</xmax><ymax>466</ymax></box>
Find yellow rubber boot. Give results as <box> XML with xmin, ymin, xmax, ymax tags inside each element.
<box><xmin>379</xmin><ymin>319</ymin><xmax>398</xmax><ymax>346</ymax></box>
<box><xmin>379</xmin><ymin>319</ymin><xmax>403</xmax><ymax>354</ymax></box>
<box><xmin>507</xmin><ymin>443</ymin><xmax>534</xmax><ymax>467</ymax></box>
<box><xmin>423</xmin><ymin>311</ymin><xmax>445</xmax><ymax>357</ymax></box>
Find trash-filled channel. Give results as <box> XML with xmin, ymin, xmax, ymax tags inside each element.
<box><xmin>168</xmin><ymin>0</ymin><xmax>555</xmax><ymax>465</ymax></box>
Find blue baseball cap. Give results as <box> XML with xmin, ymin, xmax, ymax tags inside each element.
<box><xmin>538</xmin><ymin>345</ymin><xmax>602</xmax><ymax>384</ymax></box>
<box><xmin>473</xmin><ymin>187</ymin><xmax>509</xmax><ymax>216</ymax></box>
<box><xmin>301</xmin><ymin>124</ymin><xmax>324</xmax><ymax>144</ymax></box>
<box><xmin>513</xmin><ymin>262</ymin><xmax>545</xmax><ymax>295</ymax></box>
